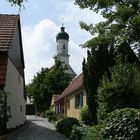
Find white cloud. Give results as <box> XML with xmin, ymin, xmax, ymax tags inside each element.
<box><xmin>22</xmin><ymin>19</ymin><xmax>59</xmax><ymax>83</ymax></box>
<box><xmin>22</xmin><ymin>0</ymin><xmax>104</xmax><ymax>84</ymax></box>
<box><xmin>22</xmin><ymin>18</ymin><xmax>87</xmax><ymax>84</ymax></box>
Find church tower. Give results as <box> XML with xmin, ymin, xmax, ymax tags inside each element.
<box><xmin>56</xmin><ymin>25</ymin><xmax>76</xmax><ymax>78</ymax></box>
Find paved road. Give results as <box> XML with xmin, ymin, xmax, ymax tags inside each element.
<box><xmin>6</xmin><ymin>116</ymin><xmax>69</xmax><ymax>140</ymax></box>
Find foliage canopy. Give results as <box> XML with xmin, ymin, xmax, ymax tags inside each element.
<box><xmin>97</xmin><ymin>59</ymin><xmax>140</xmax><ymax>122</ymax></box>
<box><xmin>26</xmin><ymin>57</ymin><xmax>71</xmax><ymax>112</ymax></box>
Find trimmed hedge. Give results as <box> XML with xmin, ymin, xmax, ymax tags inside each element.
<box><xmin>103</xmin><ymin>108</ymin><xmax>140</xmax><ymax>140</ymax></box>
<box><xmin>82</xmin><ymin>125</ymin><xmax>105</xmax><ymax>140</ymax></box>
<box><xmin>70</xmin><ymin>125</ymin><xmax>88</xmax><ymax>140</ymax></box>
<box><xmin>82</xmin><ymin>108</ymin><xmax>140</xmax><ymax>140</ymax></box>
<box><xmin>56</xmin><ymin>117</ymin><xmax>80</xmax><ymax>137</ymax></box>
<box><xmin>45</xmin><ymin>109</ymin><xmax>56</xmax><ymax>122</ymax></box>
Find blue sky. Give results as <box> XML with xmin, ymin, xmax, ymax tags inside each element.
<box><xmin>0</xmin><ymin>0</ymin><xmax>104</xmax><ymax>84</ymax></box>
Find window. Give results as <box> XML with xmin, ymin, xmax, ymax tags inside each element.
<box><xmin>75</xmin><ymin>92</ymin><xmax>83</xmax><ymax>108</ymax></box>
<box><xmin>55</xmin><ymin>104</ymin><xmax>64</xmax><ymax>114</ymax></box>
<box><xmin>63</xmin><ymin>44</ymin><xmax>66</xmax><ymax>49</ymax></box>
<box><xmin>66</xmin><ymin>99</ymin><xmax>70</xmax><ymax>109</ymax></box>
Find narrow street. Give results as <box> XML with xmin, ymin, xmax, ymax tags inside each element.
<box><xmin>6</xmin><ymin>116</ymin><xmax>69</xmax><ymax>140</ymax></box>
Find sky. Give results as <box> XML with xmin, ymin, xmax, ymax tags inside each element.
<box><xmin>0</xmin><ymin>0</ymin><xmax>104</xmax><ymax>84</ymax></box>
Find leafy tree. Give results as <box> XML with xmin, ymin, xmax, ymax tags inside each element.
<box><xmin>75</xmin><ymin>0</ymin><xmax>140</xmax><ymax>124</ymax></box>
<box><xmin>97</xmin><ymin>58</ymin><xmax>140</xmax><ymax>122</ymax></box>
<box><xmin>26</xmin><ymin>56</ymin><xmax>72</xmax><ymax>112</ymax></box>
<box><xmin>44</xmin><ymin>56</ymin><xmax>72</xmax><ymax>96</ymax></box>
<box><xmin>75</xmin><ymin>0</ymin><xmax>140</xmax><ymax>49</ymax></box>
<box><xmin>7</xmin><ymin>0</ymin><xmax>26</xmax><ymax>6</ymax></box>
<box><xmin>26</xmin><ymin>67</ymin><xmax>50</xmax><ymax>112</ymax></box>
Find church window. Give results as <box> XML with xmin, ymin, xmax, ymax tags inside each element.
<box><xmin>63</xmin><ymin>44</ymin><xmax>66</xmax><ymax>50</ymax></box>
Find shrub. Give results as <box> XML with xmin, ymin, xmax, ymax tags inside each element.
<box><xmin>45</xmin><ymin>109</ymin><xmax>56</xmax><ymax>122</ymax></box>
<box><xmin>103</xmin><ymin>108</ymin><xmax>140</xmax><ymax>140</ymax></box>
<box><xmin>82</xmin><ymin>125</ymin><xmax>105</xmax><ymax>140</ymax></box>
<box><xmin>80</xmin><ymin>105</ymin><xmax>91</xmax><ymax>125</ymax></box>
<box><xmin>97</xmin><ymin>62</ymin><xmax>140</xmax><ymax>122</ymax></box>
<box><xmin>70</xmin><ymin>125</ymin><xmax>88</xmax><ymax>140</ymax></box>
<box><xmin>56</xmin><ymin>117</ymin><xmax>80</xmax><ymax>137</ymax></box>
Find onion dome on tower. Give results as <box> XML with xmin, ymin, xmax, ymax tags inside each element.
<box><xmin>56</xmin><ymin>26</ymin><xmax>69</xmax><ymax>41</ymax></box>
<box><xmin>56</xmin><ymin>25</ymin><xmax>76</xmax><ymax>79</ymax></box>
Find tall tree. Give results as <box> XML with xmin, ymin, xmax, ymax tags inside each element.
<box><xmin>76</xmin><ymin>0</ymin><xmax>140</xmax><ymax>124</ymax></box>
<box><xmin>26</xmin><ymin>67</ymin><xmax>50</xmax><ymax>112</ymax></box>
<box><xmin>26</xmin><ymin>56</ymin><xmax>72</xmax><ymax>112</ymax></box>
<box><xmin>44</xmin><ymin>56</ymin><xmax>72</xmax><ymax>96</ymax></box>
<box><xmin>83</xmin><ymin>45</ymin><xmax>113</xmax><ymax>124</ymax></box>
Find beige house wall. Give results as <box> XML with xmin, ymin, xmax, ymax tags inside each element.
<box><xmin>65</xmin><ymin>89</ymin><xmax>86</xmax><ymax>120</ymax></box>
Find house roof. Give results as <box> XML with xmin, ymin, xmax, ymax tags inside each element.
<box><xmin>0</xmin><ymin>14</ymin><xmax>19</xmax><ymax>51</ymax></box>
<box><xmin>55</xmin><ymin>73</ymin><xmax>83</xmax><ymax>102</ymax></box>
<box><xmin>0</xmin><ymin>14</ymin><xmax>20</xmax><ymax>86</ymax></box>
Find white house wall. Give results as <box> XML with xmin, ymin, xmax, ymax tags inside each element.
<box><xmin>5</xmin><ymin>58</ymin><xmax>26</xmax><ymax>128</ymax></box>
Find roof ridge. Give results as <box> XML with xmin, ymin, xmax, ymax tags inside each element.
<box><xmin>0</xmin><ymin>14</ymin><xmax>19</xmax><ymax>16</ymax></box>
<box><xmin>55</xmin><ymin>73</ymin><xmax>83</xmax><ymax>102</ymax></box>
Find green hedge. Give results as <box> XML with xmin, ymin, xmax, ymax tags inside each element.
<box><xmin>70</xmin><ymin>125</ymin><xmax>88</xmax><ymax>140</ymax></box>
<box><xmin>82</xmin><ymin>108</ymin><xmax>140</xmax><ymax>140</ymax></box>
<box><xmin>82</xmin><ymin>125</ymin><xmax>105</xmax><ymax>140</ymax></box>
<box><xmin>56</xmin><ymin>117</ymin><xmax>80</xmax><ymax>137</ymax></box>
<box><xmin>103</xmin><ymin>108</ymin><xmax>140</xmax><ymax>140</ymax></box>
<box><xmin>80</xmin><ymin>105</ymin><xmax>91</xmax><ymax>125</ymax></box>
<box><xmin>45</xmin><ymin>109</ymin><xmax>56</xmax><ymax>122</ymax></box>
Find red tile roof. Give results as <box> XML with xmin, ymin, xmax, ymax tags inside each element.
<box><xmin>0</xmin><ymin>54</ymin><xmax>8</xmax><ymax>86</ymax></box>
<box><xmin>55</xmin><ymin>73</ymin><xmax>83</xmax><ymax>102</ymax></box>
<box><xmin>0</xmin><ymin>14</ymin><xmax>19</xmax><ymax>86</ymax></box>
<box><xmin>0</xmin><ymin>14</ymin><xmax>19</xmax><ymax>51</ymax></box>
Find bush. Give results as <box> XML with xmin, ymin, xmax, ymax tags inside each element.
<box><xmin>103</xmin><ymin>108</ymin><xmax>140</xmax><ymax>140</ymax></box>
<box><xmin>82</xmin><ymin>125</ymin><xmax>105</xmax><ymax>140</ymax></box>
<box><xmin>45</xmin><ymin>109</ymin><xmax>56</xmax><ymax>122</ymax></box>
<box><xmin>97</xmin><ymin>62</ymin><xmax>140</xmax><ymax>122</ymax></box>
<box><xmin>70</xmin><ymin>125</ymin><xmax>88</xmax><ymax>140</ymax></box>
<box><xmin>56</xmin><ymin>117</ymin><xmax>80</xmax><ymax>137</ymax></box>
<box><xmin>80</xmin><ymin>105</ymin><xmax>91</xmax><ymax>125</ymax></box>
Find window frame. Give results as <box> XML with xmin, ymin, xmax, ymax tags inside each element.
<box><xmin>75</xmin><ymin>92</ymin><xmax>83</xmax><ymax>108</ymax></box>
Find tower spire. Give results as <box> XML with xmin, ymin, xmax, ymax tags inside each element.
<box><xmin>61</xmin><ymin>18</ymin><xmax>64</xmax><ymax>31</ymax></box>
<box><xmin>62</xmin><ymin>17</ymin><xmax>64</xmax><ymax>27</ymax></box>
